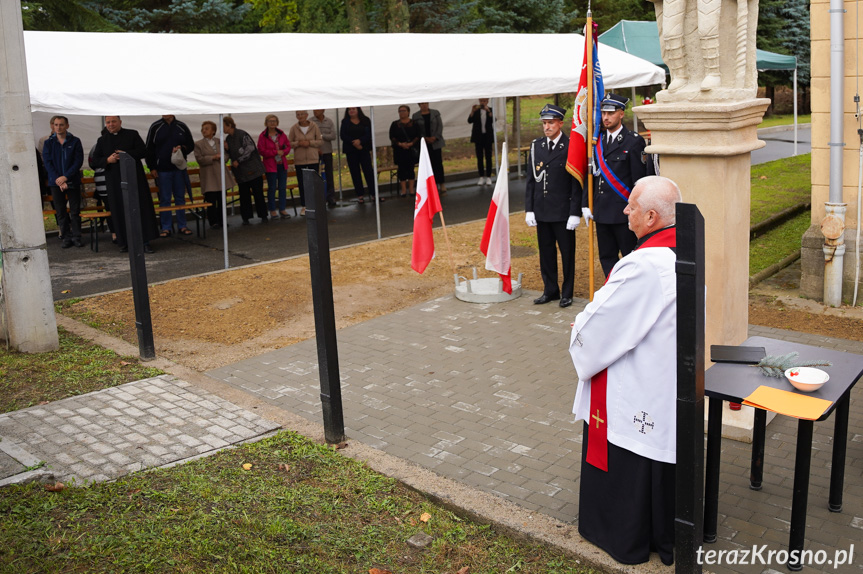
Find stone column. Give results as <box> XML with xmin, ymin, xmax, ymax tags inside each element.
<box><xmin>0</xmin><ymin>0</ymin><xmax>59</xmax><ymax>352</ymax></box>
<box><xmin>637</xmin><ymin>100</ymin><xmax>770</xmax><ymax>439</ymax></box>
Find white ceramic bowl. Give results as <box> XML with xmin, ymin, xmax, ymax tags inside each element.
<box><xmin>784</xmin><ymin>367</ymin><xmax>829</xmax><ymax>392</ymax></box>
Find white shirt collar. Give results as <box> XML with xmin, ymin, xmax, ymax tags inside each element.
<box><xmin>548</xmin><ymin>133</ymin><xmax>562</xmax><ymax>148</ymax></box>
<box><xmin>606</xmin><ymin>125</ymin><xmax>623</xmax><ymax>142</ymax></box>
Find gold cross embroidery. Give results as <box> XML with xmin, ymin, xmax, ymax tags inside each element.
<box><xmin>592</xmin><ymin>409</ymin><xmax>605</xmax><ymax>429</ymax></box>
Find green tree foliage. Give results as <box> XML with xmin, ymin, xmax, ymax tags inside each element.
<box><xmin>409</xmin><ymin>0</ymin><xmax>481</xmax><ymax>33</ymax></box>
<box><xmin>243</xmin><ymin>0</ymin><xmax>300</xmax><ymax>32</ymax></box>
<box><xmin>21</xmin><ymin>0</ymin><xmax>121</xmax><ymax>31</ymax></box>
<box><xmin>575</xmin><ymin>0</ymin><xmax>654</xmax><ymax>34</ymax></box>
<box><xmin>91</xmin><ymin>0</ymin><xmax>251</xmax><ymax>33</ymax></box>
<box><xmin>758</xmin><ymin>0</ymin><xmax>809</xmax><ymax>88</ymax></box>
<box><xmin>479</xmin><ymin>0</ymin><xmax>572</xmax><ymax>33</ymax></box>
<box><xmin>295</xmin><ymin>0</ymin><xmax>349</xmax><ymax>32</ymax></box>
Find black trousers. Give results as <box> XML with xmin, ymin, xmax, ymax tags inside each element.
<box><xmin>346</xmin><ymin>151</ymin><xmax>376</xmax><ymax>198</ymax></box>
<box><xmin>294</xmin><ymin>163</ymin><xmax>318</xmax><ymax>207</ymax></box>
<box><xmin>238</xmin><ymin>176</ymin><xmax>267</xmax><ymax>221</ymax></box>
<box><xmin>536</xmin><ymin>220</ymin><xmax>575</xmax><ymax>299</ymax></box>
<box><xmin>203</xmin><ymin>191</ymin><xmax>223</xmax><ymax>226</ymax></box>
<box><xmin>475</xmin><ymin>140</ymin><xmax>493</xmax><ymax>177</ymax></box>
<box><xmin>596</xmin><ymin>222</ymin><xmax>638</xmax><ymax>277</ymax></box>
<box><xmin>429</xmin><ymin>146</ymin><xmax>445</xmax><ymax>185</ymax></box>
<box><xmin>51</xmin><ymin>185</ymin><xmax>82</xmax><ymax>240</ymax></box>
<box><xmin>320</xmin><ymin>153</ymin><xmax>335</xmax><ymax>201</ymax></box>
<box><xmin>579</xmin><ymin>423</ymin><xmax>675</xmax><ymax>566</ymax></box>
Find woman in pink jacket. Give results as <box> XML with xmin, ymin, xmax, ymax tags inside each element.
<box><xmin>257</xmin><ymin>114</ymin><xmax>292</xmax><ymax>219</ymax></box>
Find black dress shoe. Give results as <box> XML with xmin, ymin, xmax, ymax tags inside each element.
<box><xmin>119</xmin><ymin>245</ymin><xmax>128</xmax><ymax>253</ymax></box>
<box><xmin>73</xmin><ymin>239</ymin><xmax>83</xmax><ymax>248</ymax></box>
<box><xmin>143</xmin><ymin>243</ymin><xmax>154</xmax><ymax>254</ymax></box>
<box><xmin>533</xmin><ymin>294</ymin><xmax>560</xmax><ymax>305</ymax></box>
<box><xmin>559</xmin><ymin>298</ymin><xmax>573</xmax><ymax>308</ymax></box>
<box><xmin>61</xmin><ymin>240</ymin><xmax>73</xmax><ymax>249</ymax></box>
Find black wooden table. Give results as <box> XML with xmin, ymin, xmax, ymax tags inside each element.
<box><xmin>703</xmin><ymin>336</ymin><xmax>863</xmax><ymax>571</ymax></box>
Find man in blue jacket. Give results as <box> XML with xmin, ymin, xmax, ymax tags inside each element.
<box><xmin>42</xmin><ymin>116</ymin><xmax>84</xmax><ymax>248</ymax></box>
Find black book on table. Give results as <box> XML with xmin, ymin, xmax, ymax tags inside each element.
<box><xmin>710</xmin><ymin>345</ymin><xmax>766</xmax><ymax>364</ymax></box>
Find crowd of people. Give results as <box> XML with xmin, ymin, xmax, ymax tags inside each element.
<box><xmin>37</xmin><ymin>99</ymin><xmax>510</xmax><ymax>253</ymax></box>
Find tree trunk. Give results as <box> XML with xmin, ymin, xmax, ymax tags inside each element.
<box><xmin>386</xmin><ymin>0</ymin><xmax>410</xmax><ymax>32</ymax></box>
<box><xmin>345</xmin><ymin>0</ymin><xmax>369</xmax><ymax>33</ymax></box>
<box><xmin>764</xmin><ymin>85</ymin><xmax>775</xmax><ymax>116</ymax></box>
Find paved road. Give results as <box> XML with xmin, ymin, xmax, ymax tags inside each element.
<box><xmin>752</xmin><ymin>124</ymin><xmax>811</xmax><ymax>165</ymax></box>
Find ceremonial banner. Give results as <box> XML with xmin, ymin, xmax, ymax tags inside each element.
<box><xmin>566</xmin><ymin>21</ymin><xmax>604</xmax><ymax>187</ymax></box>
<box><xmin>411</xmin><ymin>138</ymin><xmax>443</xmax><ymax>274</ymax></box>
<box><xmin>480</xmin><ymin>142</ymin><xmax>512</xmax><ymax>293</ymax></box>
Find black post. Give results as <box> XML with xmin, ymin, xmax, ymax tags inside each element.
<box><xmin>304</xmin><ymin>169</ymin><xmax>345</xmax><ymax>444</ymax></box>
<box><xmin>118</xmin><ymin>153</ymin><xmax>155</xmax><ymax>361</ymax></box>
<box><xmin>674</xmin><ymin>202</ymin><xmax>705</xmax><ymax>574</ymax></box>
<box><xmin>828</xmin><ymin>392</ymin><xmax>850</xmax><ymax>511</ymax></box>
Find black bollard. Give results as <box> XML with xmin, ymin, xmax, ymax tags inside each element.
<box><xmin>303</xmin><ymin>169</ymin><xmax>345</xmax><ymax>444</ymax></box>
<box><xmin>118</xmin><ymin>153</ymin><xmax>155</xmax><ymax>361</ymax></box>
<box><xmin>675</xmin><ymin>202</ymin><xmax>705</xmax><ymax>574</ymax></box>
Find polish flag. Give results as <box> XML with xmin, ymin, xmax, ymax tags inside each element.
<box><xmin>480</xmin><ymin>142</ymin><xmax>511</xmax><ymax>294</ymax></box>
<box><xmin>411</xmin><ymin>138</ymin><xmax>443</xmax><ymax>274</ymax></box>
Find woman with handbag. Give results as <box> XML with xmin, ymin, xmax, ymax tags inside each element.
<box><xmin>388</xmin><ymin>105</ymin><xmax>420</xmax><ymax>198</ymax></box>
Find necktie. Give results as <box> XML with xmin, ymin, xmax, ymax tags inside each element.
<box><xmin>548</xmin><ymin>139</ymin><xmax>554</xmax><ymax>151</ymax></box>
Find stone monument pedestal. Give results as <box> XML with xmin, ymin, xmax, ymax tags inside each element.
<box><xmin>637</xmin><ymin>98</ymin><xmax>771</xmax><ymax>439</ymax></box>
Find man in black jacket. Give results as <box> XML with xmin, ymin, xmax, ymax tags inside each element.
<box><xmin>583</xmin><ymin>94</ymin><xmax>647</xmax><ymax>277</ymax></box>
<box><xmin>145</xmin><ymin>115</ymin><xmax>195</xmax><ymax>237</ymax></box>
<box><xmin>525</xmin><ymin>104</ymin><xmax>582</xmax><ymax>308</ymax></box>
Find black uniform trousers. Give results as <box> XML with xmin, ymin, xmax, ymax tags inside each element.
<box><xmin>596</xmin><ymin>222</ymin><xmax>637</xmax><ymax>278</ymax></box>
<box><xmin>50</xmin><ymin>185</ymin><xmax>82</xmax><ymax>241</ymax></box>
<box><xmin>536</xmin><ymin>220</ymin><xmax>575</xmax><ymax>299</ymax></box>
<box><xmin>579</xmin><ymin>423</ymin><xmax>676</xmax><ymax>566</ymax></box>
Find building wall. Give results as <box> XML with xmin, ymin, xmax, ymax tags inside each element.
<box><xmin>803</xmin><ymin>0</ymin><xmax>863</xmax><ymax>302</ymax></box>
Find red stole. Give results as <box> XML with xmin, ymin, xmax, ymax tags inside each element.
<box><xmin>586</xmin><ymin>226</ymin><xmax>676</xmax><ymax>471</ymax></box>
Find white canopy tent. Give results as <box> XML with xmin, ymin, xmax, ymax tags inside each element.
<box><xmin>23</xmin><ymin>31</ymin><xmax>665</xmax><ymax>265</ymax></box>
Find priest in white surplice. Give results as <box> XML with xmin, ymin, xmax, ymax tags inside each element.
<box><xmin>569</xmin><ymin>176</ymin><xmax>683</xmax><ymax>566</ymax></box>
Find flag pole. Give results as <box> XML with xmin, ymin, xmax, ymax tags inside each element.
<box><xmin>585</xmin><ymin>10</ymin><xmax>597</xmax><ymax>301</ymax></box>
<box><xmin>437</xmin><ymin>211</ymin><xmax>457</xmax><ymax>277</ymax></box>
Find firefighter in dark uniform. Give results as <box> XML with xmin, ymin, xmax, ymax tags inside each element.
<box><xmin>582</xmin><ymin>94</ymin><xmax>647</xmax><ymax>277</ymax></box>
<box><xmin>525</xmin><ymin>104</ymin><xmax>582</xmax><ymax>308</ymax></box>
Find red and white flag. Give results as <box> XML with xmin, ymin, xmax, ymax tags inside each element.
<box><xmin>411</xmin><ymin>138</ymin><xmax>443</xmax><ymax>274</ymax></box>
<box><xmin>480</xmin><ymin>142</ymin><xmax>511</xmax><ymax>294</ymax></box>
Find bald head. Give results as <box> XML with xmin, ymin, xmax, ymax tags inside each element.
<box><xmin>623</xmin><ymin>176</ymin><xmax>683</xmax><ymax>238</ymax></box>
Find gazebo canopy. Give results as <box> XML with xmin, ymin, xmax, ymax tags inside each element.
<box><xmin>23</xmin><ymin>31</ymin><xmax>667</xmax><ymax>116</ymax></box>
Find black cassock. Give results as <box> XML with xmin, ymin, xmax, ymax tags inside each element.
<box><xmin>579</xmin><ymin>422</ymin><xmax>676</xmax><ymax>566</ymax></box>
<box><xmin>90</xmin><ymin>127</ymin><xmax>159</xmax><ymax>248</ymax></box>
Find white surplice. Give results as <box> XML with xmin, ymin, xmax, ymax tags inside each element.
<box><xmin>569</xmin><ymin>244</ymin><xmax>677</xmax><ymax>464</ymax></box>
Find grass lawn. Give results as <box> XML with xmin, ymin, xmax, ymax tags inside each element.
<box><xmin>0</xmin><ymin>327</ymin><xmax>163</xmax><ymax>414</ymax></box>
<box><xmin>0</xmin><ymin>431</ymin><xmax>597</xmax><ymax>574</ymax></box>
<box><xmin>749</xmin><ymin>211</ymin><xmax>810</xmax><ymax>276</ymax></box>
<box><xmin>750</xmin><ymin>153</ymin><xmax>811</xmax><ymax>225</ymax></box>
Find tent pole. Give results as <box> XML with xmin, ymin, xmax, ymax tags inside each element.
<box><xmin>493</xmin><ymin>98</ymin><xmax>500</xmax><ymax>180</ymax></box>
<box><xmin>516</xmin><ymin>96</ymin><xmax>522</xmax><ymax>177</ymax></box>
<box><xmin>631</xmin><ymin>86</ymin><xmax>637</xmax><ymax>132</ymax></box>
<box><xmin>336</xmin><ymin>108</ymin><xmax>343</xmax><ymax>202</ymax></box>
<box><xmin>219</xmin><ymin>113</ymin><xmax>229</xmax><ymax>270</ymax></box>
<box><xmin>370</xmin><ymin>106</ymin><xmax>382</xmax><ymax>239</ymax></box>
<box><xmin>500</xmin><ymin>96</ymin><xmax>507</xmax><ymax>177</ymax></box>
<box><xmin>793</xmin><ymin>67</ymin><xmax>798</xmax><ymax>156</ymax></box>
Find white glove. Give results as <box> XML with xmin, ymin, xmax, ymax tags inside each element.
<box><xmin>525</xmin><ymin>212</ymin><xmax>537</xmax><ymax>227</ymax></box>
<box><xmin>566</xmin><ymin>215</ymin><xmax>581</xmax><ymax>231</ymax></box>
<box><xmin>581</xmin><ymin>207</ymin><xmax>594</xmax><ymax>222</ymax></box>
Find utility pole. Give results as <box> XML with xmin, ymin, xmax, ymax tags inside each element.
<box><xmin>0</xmin><ymin>0</ymin><xmax>59</xmax><ymax>352</ymax></box>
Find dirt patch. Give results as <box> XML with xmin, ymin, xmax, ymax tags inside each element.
<box><xmin>62</xmin><ymin>216</ymin><xmax>863</xmax><ymax>371</ymax></box>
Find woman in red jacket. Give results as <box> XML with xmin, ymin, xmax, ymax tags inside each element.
<box><xmin>257</xmin><ymin>114</ymin><xmax>292</xmax><ymax>219</ymax></box>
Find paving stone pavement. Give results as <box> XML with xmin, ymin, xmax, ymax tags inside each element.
<box><xmin>208</xmin><ymin>293</ymin><xmax>863</xmax><ymax>574</ymax></box>
<box><xmin>0</xmin><ymin>375</ymin><xmax>280</xmax><ymax>485</ymax></box>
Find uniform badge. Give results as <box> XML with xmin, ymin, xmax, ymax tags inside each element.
<box><xmin>616</xmin><ymin>134</ymin><xmax>622</xmax><ymax>143</ymax></box>
<box><xmin>538</xmin><ymin>162</ymin><xmax>543</xmax><ymax>168</ymax></box>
